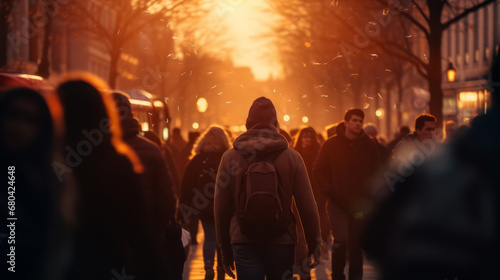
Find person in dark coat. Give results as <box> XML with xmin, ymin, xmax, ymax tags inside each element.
<box><xmin>215</xmin><ymin>97</ymin><xmax>321</xmax><ymax>280</ymax></box>
<box><xmin>313</xmin><ymin>109</ymin><xmax>382</xmax><ymax>280</ymax></box>
<box><xmin>112</xmin><ymin>91</ymin><xmax>181</xmax><ymax>278</ymax></box>
<box><xmin>0</xmin><ymin>87</ymin><xmax>68</xmax><ymax>280</ymax></box>
<box><xmin>362</xmin><ymin>57</ymin><xmax>500</xmax><ymax>280</ymax></box>
<box><xmin>179</xmin><ymin>125</ymin><xmax>231</xmax><ymax>280</ymax></box>
<box><xmin>55</xmin><ymin>75</ymin><xmax>167</xmax><ymax>280</ymax></box>
<box><xmin>292</xmin><ymin>126</ymin><xmax>329</xmax><ymax>279</ymax></box>
<box><xmin>386</xmin><ymin>126</ymin><xmax>410</xmax><ymax>152</ymax></box>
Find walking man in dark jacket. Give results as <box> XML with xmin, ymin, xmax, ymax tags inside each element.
<box><xmin>313</xmin><ymin>109</ymin><xmax>381</xmax><ymax>280</ymax></box>
<box><xmin>215</xmin><ymin>97</ymin><xmax>321</xmax><ymax>280</ymax></box>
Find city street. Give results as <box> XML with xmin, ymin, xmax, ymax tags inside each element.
<box><xmin>183</xmin><ymin>223</ymin><xmax>379</xmax><ymax>280</ymax></box>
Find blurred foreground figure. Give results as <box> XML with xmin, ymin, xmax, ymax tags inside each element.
<box><xmin>0</xmin><ymin>88</ymin><xmax>67</xmax><ymax>280</ymax></box>
<box><xmin>363</xmin><ymin>58</ymin><xmax>500</xmax><ymax>280</ymax></box>
<box><xmin>56</xmin><ymin>75</ymin><xmax>168</xmax><ymax>280</ymax></box>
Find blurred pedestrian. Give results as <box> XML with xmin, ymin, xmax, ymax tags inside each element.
<box><xmin>215</xmin><ymin>97</ymin><xmax>321</xmax><ymax>280</ymax></box>
<box><xmin>386</xmin><ymin>126</ymin><xmax>410</xmax><ymax>152</ymax></box>
<box><xmin>112</xmin><ymin>91</ymin><xmax>181</xmax><ymax>278</ymax></box>
<box><xmin>314</xmin><ymin>109</ymin><xmax>382</xmax><ymax>280</ymax></box>
<box><xmin>292</xmin><ymin>126</ymin><xmax>328</xmax><ymax>279</ymax></box>
<box><xmin>56</xmin><ymin>74</ymin><xmax>167</xmax><ymax>280</ymax></box>
<box><xmin>362</xmin><ymin>57</ymin><xmax>500</xmax><ymax>280</ymax></box>
<box><xmin>0</xmin><ymin>87</ymin><xmax>68</xmax><ymax>280</ymax></box>
<box><xmin>179</xmin><ymin>125</ymin><xmax>231</xmax><ymax>280</ymax></box>
<box><xmin>364</xmin><ymin>124</ymin><xmax>390</xmax><ymax>163</ymax></box>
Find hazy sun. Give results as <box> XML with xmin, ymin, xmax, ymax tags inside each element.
<box><xmin>214</xmin><ymin>0</ymin><xmax>282</xmax><ymax>80</ymax></box>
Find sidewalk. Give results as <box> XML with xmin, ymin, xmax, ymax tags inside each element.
<box><xmin>183</xmin><ymin>222</ymin><xmax>379</xmax><ymax>280</ymax></box>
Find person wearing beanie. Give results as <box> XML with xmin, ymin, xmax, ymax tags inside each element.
<box><xmin>214</xmin><ymin>97</ymin><xmax>321</xmax><ymax>280</ymax></box>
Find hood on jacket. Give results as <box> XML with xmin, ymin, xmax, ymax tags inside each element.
<box><xmin>245</xmin><ymin>97</ymin><xmax>278</xmax><ymax>130</ymax></box>
<box><xmin>233</xmin><ymin>128</ymin><xmax>288</xmax><ymax>159</ymax></box>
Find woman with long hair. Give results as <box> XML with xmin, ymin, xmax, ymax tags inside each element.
<box><xmin>180</xmin><ymin>125</ymin><xmax>231</xmax><ymax>280</ymax></box>
<box><xmin>293</xmin><ymin>126</ymin><xmax>330</xmax><ymax>279</ymax></box>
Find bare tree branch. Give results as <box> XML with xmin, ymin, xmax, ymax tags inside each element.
<box><xmin>443</xmin><ymin>0</ymin><xmax>495</xmax><ymax>29</ymax></box>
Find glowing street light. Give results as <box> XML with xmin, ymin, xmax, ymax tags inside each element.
<box><xmin>283</xmin><ymin>115</ymin><xmax>290</xmax><ymax>122</ymax></box>
<box><xmin>376</xmin><ymin>108</ymin><xmax>384</xmax><ymax>118</ymax></box>
<box><xmin>302</xmin><ymin>116</ymin><xmax>309</xmax><ymax>123</ymax></box>
<box><xmin>197</xmin><ymin>97</ymin><xmax>208</xmax><ymax>112</ymax></box>
<box><xmin>192</xmin><ymin>122</ymin><xmax>200</xmax><ymax>129</ymax></box>
<box><xmin>446</xmin><ymin>61</ymin><xmax>456</xmax><ymax>82</ymax></box>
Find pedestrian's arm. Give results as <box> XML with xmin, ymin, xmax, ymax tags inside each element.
<box><xmin>214</xmin><ymin>153</ymin><xmax>235</xmax><ymax>266</ymax></box>
<box><xmin>294</xmin><ymin>155</ymin><xmax>321</xmax><ymax>256</ymax></box>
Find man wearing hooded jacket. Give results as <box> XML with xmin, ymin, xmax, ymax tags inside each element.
<box><xmin>313</xmin><ymin>109</ymin><xmax>381</xmax><ymax>280</ymax></box>
<box><xmin>215</xmin><ymin>97</ymin><xmax>321</xmax><ymax>280</ymax></box>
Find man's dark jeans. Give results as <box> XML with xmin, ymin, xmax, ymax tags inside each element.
<box><xmin>232</xmin><ymin>243</ymin><xmax>295</xmax><ymax>280</ymax></box>
<box><xmin>328</xmin><ymin>202</ymin><xmax>363</xmax><ymax>280</ymax></box>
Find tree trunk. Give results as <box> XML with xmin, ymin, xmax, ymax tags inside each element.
<box><xmin>0</xmin><ymin>0</ymin><xmax>14</xmax><ymax>68</ymax></box>
<box><xmin>36</xmin><ymin>12</ymin><xmax>53</xmax><ymax>78</ymax></box>
<box><xmin>427</xmin><ymin>1</ymin><xmax>445</xmax><ymax>128</ymax></box>
<box><xmin>108</xmin><ymin>48</ymin><xmax>120</xmax><ymax>89</ymax></box>
<box><xmin>385</xmin><ymin>82</ymin><xmax>392</xmax><ymax>139</ymax></box>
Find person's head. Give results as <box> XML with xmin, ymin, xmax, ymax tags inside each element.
<box><xmin>56</xmin><ymin>73</ymin><xmax>143</xmax><ymax>173</ymax></box>
<box><xmin>344</xmin><ymin>109</ymin><xmax>364</xmax><ymax>136</ymax></box>
<box><xmin>445</xmin><ymin>120</ymin><xmax>458</xmax><ymax>139</ymax></box>
<box><xmin>0</xmin><ymin>87</ymin><xmax>54</xmax><ymax>155</ymax></box>
<box><xmin>111</xmin><ymin>91</ymin><xmax>133</xmax><ymax>120</ymax></box>
<box><xmin>293</xmin><ymin>126</ymin><xmax>319</xmax><ymax>151</ymax></box>
<box><xmin>414</xmin><ymin>114</ymin><xmax>436</xmax><ymax>140</ymax></box>
<box><xmin>191</xmin><ymin>125</ymin><xmax>231</xmax><ymax>158</ymax></box>
<box><xmin>399</xmin><ymin>126</ymin><xmax>410</xmax><ymax>137</ymax></box>
<box><xmin>364</xmin><ymin>123</ymin><xmax>378</xmax><ymax>140</ymax></box>
<box><xmin>245</xmin><ymin>97</ymin><xmax>278</xmax><ymax>130</ymax></box>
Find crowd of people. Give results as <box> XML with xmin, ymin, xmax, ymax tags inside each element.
<box><xmin>1</xmin><ymin>57</ymin><xmax>499</xmax><ymax>280</ymax></box>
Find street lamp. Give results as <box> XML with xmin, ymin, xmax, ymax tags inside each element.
<box><xmin>446</xmin><ymin>61</ymin><xmax>456</xmax><ymax>82</ymax></box>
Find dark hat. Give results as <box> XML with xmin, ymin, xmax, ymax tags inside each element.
<box><xmin>245</xmin><ymin>97</ymin><xmax>278</xmax><ymax>130</ymax></box>
<box><xmin>112</xmin><ymin>91</ymin><xmax>133</xmax><ymax>120</ymax></box>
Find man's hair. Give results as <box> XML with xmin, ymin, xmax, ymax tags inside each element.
<box><xmin>415</xmin><ymin>114</ymin><xmax>436</xmax><ymax>130</ymax></box>
<box><xmin>344</xmin><ymin>108</ymin><xmax>364</xmax><ymax>122</ymax></box>
<box><xmin>400</xmin><ymin>126</ymin><xmax>410</xmax><ymax>135</ymax></box>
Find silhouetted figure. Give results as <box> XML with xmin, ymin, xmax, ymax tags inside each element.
<box><xmin>362</xmin><ymin>58</ymin><xmax>500</xmax><ymax>280</ymax></box>
<box><xmin>56</xmin><ymin>76</ymin><xmax>167</xmax><ymax>280</ymax></box>
<box><xmin>386</xmin><ymin>126</ymin><xmax>410</xmax><ymax>152</ymax></box>
<box><xmin>314</xmin><ymin>109</ymin><xmax>382</xmax><ymax>280</ymax></box>
<box><xmin>0</xmin><ymin>87</ymin><xmax>67</xmax><ymax>280</ymax></box>
<box><xmin>171</xmin><ymin>127</ymin><xmax>187</xmax><ymax>152</ymax></box>
<box><xmin>292</xmin><ymin>126</ymin><xmax>328</xmax><ymax>279</ymax></box>
<box><xmin>364</xmin><ymin>124</ymin><xmax>390</xmax><ymax>163</ymax></box>
<box><xmin>179</xmin><ymin>125</ymin><xmax>231</xmax><ymax>280</ymax></box>
<box><xmin>443</xmin><ymin>120</ymin><xmax>458</xmax><ymax>143</ymax></box>
<box><xmin>179</xmin><ymin>131</ymin><xmax>201</xmax><ymax>176</ymax></box>
<box><xmin>112</xmin><ymin>91</ymin><xmax>181</xmax><ymax>278</ymax></box>
<box><xmin>215</xmin><ymin>97</ymin><xmax>321</xmax><ymax>280</ymax></box>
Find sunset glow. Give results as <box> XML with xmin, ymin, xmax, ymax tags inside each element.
<box><xmin>217</xmin><ymin>0</ymin><xmax>282</xmax><ymax>80</ymax></box>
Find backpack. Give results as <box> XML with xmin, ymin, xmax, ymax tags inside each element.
<box><xmin>236</xmin><ymin>149</ymin><xmax>291</xmax><ymax>240</ymax></box>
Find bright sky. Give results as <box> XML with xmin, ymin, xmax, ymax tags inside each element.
<box><xmin>216</xmin><ymin>0</ymin><xmax>282</xmax><ymax>80</ymax></box>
